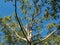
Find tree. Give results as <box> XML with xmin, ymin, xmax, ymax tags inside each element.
<box><xmin>0</xmin><ymin>0</ymin><xmax>60</xmax><ymax>45</ymax></box>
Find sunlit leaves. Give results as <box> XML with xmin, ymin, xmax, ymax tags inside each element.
<box><xmin>3</xmin><ymin>0</ymin><xmax>60</xmax><ymax>45</ymax></box>
<box><xmin>44</xmin><ymin>42</ymin><xmax>48</xmax><ymax>45</ymax></box>
<box><xmin>24</xmin><ymin>0</ymin><xmax>28</xmax><ymax>3</ymax></box>
<box><xmin>56</xmin><ymin>36</ymin><xmax>60</xmax><ymax>42</ymax></box>
<box><xmin>4</xmin><ymin>30</ymin><xmax>12</xmax><ymax>43</ymax></box>
<box><xmin>4</xmin><ymin>16</ymin><xmax>11</xmax><ymax>21</ymax></box>
<box><xmin>35</xmin><ymin>19</ymin><xmax>41</xmax><ymax>24</ymax></box>
<box><xmin>37</xmin><ymin>27</ymin><xmax>41</xmax><ymax>30</ymax></box>
<box><xmin>16</xmin><ymin>31</ymin><xmax>26</xmax><ymax>38</ymax></box>
<box><xmin>5</xmin><ymin>35</ymin><xmax>12</xmax><ymax>43</ymax></box>
<box><xmin>0</xmin><ymin>43</ymin><xmax>5</xmax><ymax>45</ymax></box>
<box><xmin>22</xmin><ymin>9</ymin><xmax>27</xmax><ymax>14</ymax></box>
<box><xmin>9</xmin><ymin>22</ymin><xmax>18</xmax><ymax>28</ymax></box>
<box><xmin>47</xmin><ymin>22</ymin><xmax>56</xmax><ymax>30</ymax></box>
<box><xmin>2</xmin><ymin>16</ymin><xmax>11</xmax><ymax>24</ymax></box>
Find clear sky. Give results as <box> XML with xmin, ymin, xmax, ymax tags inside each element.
<box><xmin>0</xmin><ymin>0</ymin><xmax>14</xmax><ymax>17</ymax></box>
<box><xmin>0</xmin><ymin>0</ymin><xmax>60</xmax><ymax>43</ymax></box>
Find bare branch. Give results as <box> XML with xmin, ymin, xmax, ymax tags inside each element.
<box><xmin>6</xmin><ymin>23</ymin><xmax>57</xmax><ymax>42</ymax></box>
<box><xmin>6</xmin><ymin>24</ymin><xmax>27</xmax><ymax>41</ymax></box>
<box><xmin>15</xmin><ymin>30</ymin><xmax>27</xmax><ymax>41</ymax></box>
<box><xmin>14</xmin><ymin>0</ymin><xmax>29</xmax><ymax>42</ymax></box>
<box><xmin>40</xmin><ymin>30</ymin><xmax>56</xmax><ymax>41</ymax></box>
<box><xmin>32</xmin><ymin>30</ymin><xmax>56</xmax><ymax>44</ymax></box>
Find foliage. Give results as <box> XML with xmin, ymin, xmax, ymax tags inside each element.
<box><xmin>0</xmin><ymin>0</ymin><xmax>60</xmax><ymax>45</ymax></box>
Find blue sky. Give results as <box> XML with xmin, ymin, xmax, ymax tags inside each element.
<box><xmin>0</xmin><ymin>0</ymin><xmax>14</xmax><ymax>17</ymax></box>
<box><xmin>0</xmin><ymin>0</ymin><xmax>48</xmax><ymax>38</ymax></box>
<box><xmin>0</xmin><ymin>0</ymin><xmax>60</xmax><ymax>43</ymax></box>
<box><xmin>0</xmin><ymin>0</ymin><xmax>14</xmax><ymax>43</ymax></box>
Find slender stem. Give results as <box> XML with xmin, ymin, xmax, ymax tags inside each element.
<box><xmin>14</xmin><ymin>0</ymin><xmax>30</xmax><ymax>43</ymax></box>
<box><xmin>14</xmin><ymin>0</ymin><xmax>27</xmax><ymax>40</ymax></box>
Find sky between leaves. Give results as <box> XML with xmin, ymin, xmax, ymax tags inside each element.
<box><xmin>0</xmin><ymin>0</ymin><xmax>60</xmax><ymax>42</ymax></box>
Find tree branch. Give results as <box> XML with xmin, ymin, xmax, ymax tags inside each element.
<box><xmin>6</xmin><ymin>24</ymin><xmax>27</xmax><ymax>41</ymax></box>
<box><xmin>14</xmin><ymin>0</ymin><xmax>30</xmax><ymax>42</ymax></box>
<box><xmin>32</xmin><ymin>30</ymin><xmax>56</xmax><ymax>44</ymax></box>
<box><xmin>40</xmin><ymin>30</ymin><xmax>56</xmax><ymax>41</ymax></box>
<box><xmin>15</xmin><ymin>30</ymin><xmax>27</xmax><ymax>41</ymax></box>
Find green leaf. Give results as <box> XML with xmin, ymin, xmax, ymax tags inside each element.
<box><xmin>47</xmin><ymin>22</ymin><xmax>56</xmax><ymax>30</ymax></box>
<box><xmin>22</xmin><ymin>9</ymin><xmax>27</xmax><ymax>14</ymax></box>
<box><xmin>37</xmin><ymin>27</ymin><xmax>41</xmax><ymax>30</ymax></box>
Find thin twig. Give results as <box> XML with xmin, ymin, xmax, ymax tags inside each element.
<box><xmin>14</xmin><ymin>0</ymin><xmax>31</xmax><ymax>44</ymax></box>
<box><xmin>6</xmin><ymin>24</ymin><xmax>27</xmax><ymax>41</ymax></box>
<box><xmin>40</xmin><ymin>30</ymin><xmax>56</xmax><ymax>41</ymax></box>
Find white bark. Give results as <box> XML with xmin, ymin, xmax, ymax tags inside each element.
<box><xmin>25</xmin><ymin>24</ymin><xmax>32</xmax><ymax>42</ymax></box>
<box><xmin>6</xmin><ymin>24</ymin><xmax>56</xmax><ymax>42</ymax></box>
<box><xmin>6</xmin><ymin>24</ymin><xmax>27</xmax><ymax>41</ymax></box>
<box><xmin>40</xmin><ymin>30</ymin><xmax>56</xmax><ymax>41</ymax></box>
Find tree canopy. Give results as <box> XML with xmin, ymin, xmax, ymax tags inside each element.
<box><xmin>0</xmin><ymin>0</ymin><xmax>60</xmax><ymax>45</ymax></box>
